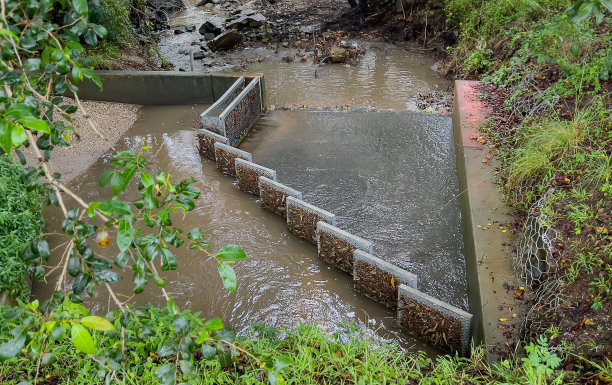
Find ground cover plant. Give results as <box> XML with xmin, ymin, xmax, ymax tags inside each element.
<box><xmin>1</xmin><ymin>313</ymin><xmax>611</xmax><ymax>384</ymax></box>
<box><xmin>0</xmin><ymin>156</ymin><xmax>44</xmax><ymax>302</ymax></box>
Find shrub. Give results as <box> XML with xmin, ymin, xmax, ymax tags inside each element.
<box><xmin>0</xmin><ymin>156</ymin><xmax>44</xmax><ymax>300</ymax></box>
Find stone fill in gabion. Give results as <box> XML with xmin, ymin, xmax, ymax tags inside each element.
<box><xmin>398</xmin><ymin>284</ymin><xmax>472</xmax><ymax>356</ymax></box>
<box><xmin>235</xmin><ymin>159</ymin><xmax>276</xmax><ymax>195</ymax></box>
<box><xmin>353</xmin><ymin>250</ymin><xmax>417</xmax><ymax>309</ymax></box>
<box><xmin>286</xmin><ymin>197</ymin><xmax>335</xmax><ymax>244</ymax></box>
<box><xmin>196</xmin><ymin>129</ymin><xmax>229</xmax><ymax>161</ymax></box>
<box><xmin>259</xmin><ymin>177</ymin><xmax>302</xmax><ymax>219</ymax></box>
<box><xmin>317</xmin><ymin>222</ymin><xmax>373</xmax><ymax>274</ymax></box>
<box><xmin>214</xmin><ymin>142</ymin><xmax>252</xmax><ymax>176</ymax></box>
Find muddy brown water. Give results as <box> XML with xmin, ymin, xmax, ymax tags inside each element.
<box><xmin>35</xmin><ymin>104</ymin><xmax>438</xmax><ymax>353</ymax></box>
<box><xmin>243</xmin><ymin>42</ymin><xmax>450</xmax><ymax>110</ymax></box>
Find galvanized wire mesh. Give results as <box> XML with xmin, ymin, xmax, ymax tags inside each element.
<box><xmin>515</xmin><ymin>189</ymin><xmax>561</xmax><ymax>338</ymax></box>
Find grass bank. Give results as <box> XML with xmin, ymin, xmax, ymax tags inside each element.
<box><xmin>445</xmin><ymin>0</ymin><xmax>611</xmax><ymax>362</ymax></box>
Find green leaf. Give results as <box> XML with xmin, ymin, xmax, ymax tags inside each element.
<box><xmin>179</xmin><ymin>360</ymin><xmax>196</xmax><ymax>378</ymax></box>
<box><xmin>84</xmin><ymin>29</ymin><xmax>98</xmax><ymax>46</ymax></box>
<box><xmin>94</xmin><ymin>270</ymin><xmax>121</xmax><ymax>283</ymax></box>
<box><xmin>218</xmin><ymin>262</ymin><xmax>237</xmax><ymax>292</ymax></box>
<box><xmin>11</xmin><ymin>124</ymin><xmax>27</xmax><ymax>147</ymax></box>
<box><xmin>117</xmin><ymin>219</ymin><xmax>133</xmax><ymax>252</ymax></box>
<box><xmin>89</xmin><ymin>23</ymin><xmax>108</xmax><ymax>39</ymax></box>
<box><xmin>71</xmin><ymin>323</ymin><xmax>95</xmax><ymax>354</ymax></box>
<box><xmin>73</xmin><ymin>0</ymin><xmax>88</xmax><ymax>16</ymax></box>
<box><xmin>0</xmin><ymin>121</ymin><xmax>14</xmax><ymax>153</ymax></box>
<box><xmin>72</xmin><ymin>273</ymin><xmax>89</xmax><ymax>295</ymax></box>
<box><xmin>19</xmin><ymin>117</ymin><xmax>51</xmax><ymax>134</ymax></box>
<box><xmin>158</xmin><ymin>341</ymin><xmax>178</xmax><ymax>357</ymax></box>
<box><xmin>110</xmin><ymin>172</ymin><xmax>124</xmax><ymax>195</ymax></box>
<box><xmin>7</xmin><ymin>104</ymin><xmax>34</xmax><ymax>119</ymax></box>
<box><xmin>41</xmin><ymin>353</ymin><xmax>56</xmax><ymax>366</ymax></box>
<box><xmin>80</xmin><ymin>316</ymin><xmax>115</xmax><ymax>331</ymax></box>
<box><xmin>155</xmin><ymin>364</ymin><xmax>176</xmax><ymax>385</ymax></box>
<box><xmin>160</xmin><ymin>248</ymin><xmax>177</xmax><ymax>271</ymax></box>
<box><xmin>203</xmin><ymin>318</ymin><xmax>224</xmax><ymax>332</ymax></box>
<box><xmin>23</xmin><ymin>58</ymin><xmax>41</xmax><ymax>71</ymax></box>
<box><xmin>36</xmin><ymin>238</ymin><xmax>50</xmax><ymax>260</ymax></box>
<box><xmin>140</xmin><ymin>171</ymin><xmax>154</xmax><ymax>188</ymax></box>
<box><xmin>201</xmin><ymin>344</ymin><xmax>216</xmax><ymax>359</ymax></box>
<box><xmin>99</xmin><ymin>170</ymin><xmax>113</xmax><ymax>187</ymax></box>
<box><xmin>68</xmin><ymin>254</ymin><xmax>82</xmax><ymax>277</ymax></box>
<box><xmin>173</xmin><ymin>316</ymin><xmax>189</xmax><ymax>338</ymax></box>
<box><xmin>0</xmin><ymin>28</ymin><xmax>19</xmax><ymax>40</ymax></box>
<box><xmin>96</xmin><ymin>200</ymin><xmax>132</xmax><ymax>216</ymax></box>
<box><xmin>601</xmin><ymin>0</ymin><xmax>612</xmax><ymax>12</ymax></box>
<box><xmin>214</xmin><ymin>245</ymin><xmax>247</xmax><ymax>262</ymax></box>
<box><xmin>187</xmin><ymin>228</ymin><xmax>205</xmax><ymax>241</ymax></box>
<box><xmin>0</xmin><ymin>326</ymin><xmax>27</xmax><ymax>361</ymax></box>
<box><xmin>87</xmin><ymin>258</ymin><xmax>112</xmax><ymax>271</ymax></box>
<box><xmin>114</xmin><ymin>252</ymin><xmax>129</xmax><ymax>268</ymax></box>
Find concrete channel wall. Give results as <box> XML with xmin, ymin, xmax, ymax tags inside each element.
<box><xmin>77</xmin><ymin>71</ymin><xmax>264</xmax><ymax>105</ymax></box>
<box><xmin>197</xmin><ymin>124</ymin><xmax>476</xmax><ymax>357</ymax></box>
<box><xmin>453</xmin><ymin>81</ymin><xmax>523</xmax><ymax>362</ymax></box>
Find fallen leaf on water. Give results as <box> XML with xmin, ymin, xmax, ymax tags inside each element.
<box><xmin>96</xmin><ymin>229</ymin><xmax>110</xmax><ymax>248</ymax></box>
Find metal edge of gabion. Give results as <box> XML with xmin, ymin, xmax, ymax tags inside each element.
<box><xmin>235</xmin><ymin>158</ymin><xmax>277</xmax><ymax>181</ymax></box>
<box><xmin>397</xmin><ymin>283</ymin><xmax>473</xmax><ymax>356</ymax></box>
<box><xmin>258</xmin><ymin>176</ymin><xmax>303</xmax><ymax>200</ymax></box>
<box><xmin>196</xmin><ymin>128</ymin><xmax>230</xmax><ymax>147</ymax></box>
<box><xmin>353</xmin><ymin>249</ymin><xmax>418</xmax><ymax>289</ymax></box>
<box><xmin>285</xmin><ymin>196</ymin><xmax>336</xmax><ymax>226</ymax></box>
<box><xmin>213</xmin><ymin>142</ymin><xmax>253</xmax><ymax>162</ymax></box>
<box><xmin>219</xmin><ymin>77</ymin><xmax>260</xmax><ymax>120</ymax></box>
<box><xmin>200</xmin><ymin>75</ymin><xmax>245</xmax><ymax>120</ymax></box>
<box><xmin>316</xmin><ymin>222</ymin><xmax>374</xmax><ymax>257</ymax></box>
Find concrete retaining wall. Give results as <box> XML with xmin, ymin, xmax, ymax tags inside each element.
<box><xmin>353</xmin><ymin>250</ymin><xmax>417</xmax><ymax>309</ymax></box>
<box><xmin>398</xmin><ymin>284</ymin><xmax>472</xmax><ymax>356</ymax></box>
<box><xmin>196</xmin><ymin>129</ymin><xmax>230</xmax><ymax>161</ymax></box>
<box><xmin>235</xmin><ymin>158</ymin><xmax>276</xmax><ymax>195</ymax></box>
<box><xmin>453</xmin><ymin>80</ymin><xmax>520</xmax><ymax>361</ymax></box>
<box><xmin>77</xmin><ymin>71</ymin><xmax>257</xmax><ymax>104</ymax></box>
<box><xmin>259</xmin><ymin>177</ymin><xmax>302</xmax><ymax>219</ymax></box>
<box><xmin>286</xmin><ymin>197</ymin><xmax>336</xmax><ymax>244</ymax></box>
<box><xmin>317</xmin><ymin>222</ymin><xmax>373</xmax><ymax>274</ymax></box>
<box><xmin>214</xmin><ymin>142</ymin><xmax>252</xmax><ymax>176</ymax></box>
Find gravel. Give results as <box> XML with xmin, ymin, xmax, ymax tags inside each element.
<box><xmin>22</xmin><ymin>100</ymin><xmax>141</xmax><ymax>184</ymax></box>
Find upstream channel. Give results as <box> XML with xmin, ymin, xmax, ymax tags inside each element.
<box><xmin>35</xmin><ymin>43</ymin><xmax>464</xmax><ymax>354</ymax></box>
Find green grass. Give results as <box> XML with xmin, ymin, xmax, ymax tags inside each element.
<box><xmin>0</xmin><ymin>156</ymin><xmax>44</xmax><ymax>301</ymax></box>
<box><xmin>0</xmin><ymin>307</ymin><xmax>609</xmax><ymax>385</ymax></box>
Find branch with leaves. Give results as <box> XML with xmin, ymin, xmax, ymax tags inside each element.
<box><xmin>0</xmin><ymin>0</ymin><xmax>292</xmax><ymax>384</ymax></box>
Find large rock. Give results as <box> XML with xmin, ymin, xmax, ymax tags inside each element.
<box><xmin>199</xmin><ymin>21</ymin><xmax>222</xmax><ymax>36</ymax></box>
<box><xmin>207</xmin><ymin>30</ymin><xmax>243</xmax><ymax>51</ymax></box>
<box><xmin>330</xmin><ymin>45</ymin><xmax>347</xmax><ymax>63</ymax></box>
<box><xmin>226</xmin><ymin>13</ymin><xmax>266</xmax><ymax>29</ymax></box>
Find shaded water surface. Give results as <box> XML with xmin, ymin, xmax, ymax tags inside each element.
<box><xmin>35</xmin><ymin>105</ymin><xmax>437</xmax><ymax>353</ymax></box>
<box><xmin>241</xmin><ymin>110</ymin><xmax>468</xmax><ymax>310</ymax></box>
